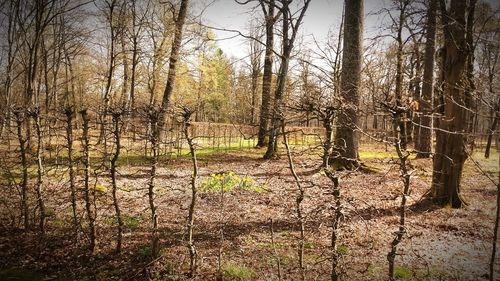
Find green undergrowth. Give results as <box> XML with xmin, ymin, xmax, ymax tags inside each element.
<box><xmin>222</xmin><ymin>263</ymin><xmax>254</xmax><ymax>280</ymax></box>
<box><xmin>467</xmin><ymin>150</ymin><xmax>499</xmax><ymax>175</ymax></box>
<box><xmin>198</xmin><ymin>172</ymin><xmax>263</xmax><ymax>193</ymax></box>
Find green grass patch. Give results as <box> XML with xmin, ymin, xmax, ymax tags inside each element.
<box><xmin>105</xmin><ymin>215</ymin><xmax>141</xmax><ymax>229</ymax></box>
<box><xmin>198</xmin><ymin>172</ymin><xmax>263</xmax><ymax>193</ymax></box>
<box><xmin>281</xmin><ymin>231</ymin><xmax>291</xmax><ymax>237</ymax></box>
<box><xmin>360</xmin><ymin>150</ymin><xmax>398</xmax><ymax>160</ymax></box>
<box><xmin>53</xmin><ymin>218</ymin><xmax>65</xmax><ymax>226</ymax></box>
<box><xmin>222</xmin><ymin>263</ymin><xmax>254</xmax><ymax>280</ymax></box>
<box><xmin>138</xmin><ymin>246</ymin><xmax>152</xmax><ymax>257</ymax></box>
<box><xmin>414</xmin><ymin>266</ymin><xmax>447</xmax><ymax>280</ymax></box>
<box><xmin>468</xmin><ymin>150</ymin><xmax>499</xmax><ymax>175</ymax></box>
<box><xmin>367</xmin><ymin>265</ymin><xmax>382</xmax><ymax>276</ymax></box>
<box><xmin>394</xmin><ymin>265</ymin><xmax>412</xmax><ymax>280</ymax></box>
<box><xmin>45</xmin><ymin>207</ymin><xmax>56</xmax><ymax>217</ymax></box>
<box><xmin>303</xmin><ymin>241</ymin><xmax>314</xmax><ymax>249</ymax></box>
<box><xmin>336</xmin><ymin>244</ymin><xmax>349</xmax><ymax>255</ymax></box>
<box><xmin>123</xmin><ymin>215</ymin><xmax>141</xmax><ymax>229</ymax></box>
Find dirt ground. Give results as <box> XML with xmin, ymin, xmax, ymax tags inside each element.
<box><xmin>0</xmin><ymin>146</ymin><xmax>498</xmax><ymax>280</ymax></box>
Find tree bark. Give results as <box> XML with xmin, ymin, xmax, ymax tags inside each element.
<box><xmin>14</xmin><ymin>110</ymin><xmax>29</xmax><ymax>230</ymax></box>
<box><xmin>147</xmin><ymin>110</ymin><xmax>160</xmax><ymax>258</ymax></box>
<box><xmin>32</xmin><ymin>109</ymin><xmax>45</xmax><ymax>234</ymax></box>
<box><xmin>65</xmin><ymin>108</ymin><xmax>78</xmax><ymax>240</ymax></box>
<box><xmin>485</xmin><ymin>101</ymin><xmax>499</xmax><ymax>159</ymax></box>
<box><xmin>182</xmin><ymin>109</ymin><xmax>198</xmax><ymax>277</ymax></box>
<box><xmin>331</xmin><ymin>0</ymin><xmax>364</xmax><ymax>169</ymax></box>
<box><xmin>394</xmin><ymin>1</ymin><xmax>409</xmax><ymax>150</ymax></box>
<box><xmin>431</xmin><ymin>0</ymin><xmax>470</xmax><ymax>208</ymax></box>
<box><xmin>98</xmin><ymin>0</ymin><xmax>119</xmax><ymax>143</ymax></box>
<box><xmin>256</xmin><ymin>0</ymin><xmax>276</xmax><ymax>147</ymax></box>
<box><xmin>158</xmin><ymin>0</ymin><xmax>189</xmax><ymax>124</ymax></box>
<box><xmin>80</xmin><ymin>109</ymin><xmax>96</xmax><ymax>253</ymax></box>
<box><xmin>416</xmin><ymin>0</ymin><xmax>437</xmax><ymax>158</ymax></box>
<box><xmin>110</xmin><ymin>112</ymin><xmax>124</xmax><ymax>253</ymax></box>
<box><xmin>264</xmin><ymin>0</ymin><xmax>311</xmax><ymax>159</ymax></box>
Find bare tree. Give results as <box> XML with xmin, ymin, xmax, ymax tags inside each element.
<box><xmin>415</xmin><ymin>0</ymin><xmax>437</xmax><ymax>158</ymax></box>
<box><xmin>256</xmin><ymin>0</ymin><xmax>279</xmax><ymax>147</ymax></box>
<box><xmin>30</xmin><ymin>108</ymin><xmax>46</xmax><ymax>234</ymax></box>
<box><xmin>144</xmin><ymin>0</ymin><xmax>189</xmax><ymax>259</ymax></box>
<box><xmin>431</xmin><ymin>0</ymin><xmax>475</xmax><ymax>208</ymax></box>
<box><xmin>64</xmin><ymin>107</ymin><xmax>78</xmax><ymax>241</ymax></box>
<box><xmin>491</xmin><ymin>167</ymin><xmax>500</xmax><ymax>281</ymax></box>
<box><xmin>264</xmin><ymin>0</ymin><xmax>312</xmax><ymax>159</ymax></box>
<box><xmin>80</xmin><ymin>109</ymin><xmax>96</xmax><ymax>253</ymax></box>
<box><xmin>14</xmin><ymin>109</ymin><xmax>30</xmax><ymax>230</ymax></box>
<box><xmin>384</xmin><ymin>104</ymin><xmax>412</xmax><ymax>281</ymax></box>
<box><xmin>281</xmin><ymin>123</ymin><xmax>307</xmax><ymax>280</ymax></box>
<box><xmin>248</xmin><ymin>23</ymin><xmax>263</xmax><ymax>125</ymax></box>
<box><xmin>330</xmin><ymin>0</ymin><xmax>364</xmax><ymax>169</ymax></box>
<box><xmin>146</xmin><ymin>108</ymin><xmax>160</xmax><ymax>258</ymax></box>
<box><xmin>97</xmin><ymin>0</ymin><xmax>126</xmax><ymax>143</ymax></box>
<box><xmin>110</xmin><ymin>110</ymin><xmax>124</xmax><ymax>253</ymax></box>
<box><xmin>182</xmin><ymin>107</ymin><xmax>198</xmax><ymax>277</ymax></box>
<box><xmin>0</xmin><ymin>0</ymin><xmax>21</xmax><ymax>137</ymax></box>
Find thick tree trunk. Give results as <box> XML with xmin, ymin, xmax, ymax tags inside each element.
<box><xmin>264</xmin><ymin>0</ymin><xmax>311</xmax><ymax>160</ymax></box>
<box><xmin>256</xmin><ymin>0</ymin><xmax>275</xmax><ymax>147</ymax></box>
<box><xmin>416</xmin><ymin>0</ymin><xmax>437</xmax><ymax>158</ymax></box>
<box><xmin>264</xmin><ymin>52</ymin><xmax>290</xmax><ymax>159</ymax></box>
<box><xmin>158</xmin><ymin>0</ymin><xmax>189</xmax><ymax>125</ymax></box>
<box><xmin>331</xmin><ymin>0</ymin><xmax>363</xmax><ymax>169</ymax></box>
<box><xmin>431</xmin><ymin>0</ymin><xmax>469</xmax><ymax>208</ymax></box>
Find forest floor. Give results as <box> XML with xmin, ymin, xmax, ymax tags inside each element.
<box><xmin>0</xmin><ymin>143</ymin><xmax>498</xmax><ymax>281</ymax></box>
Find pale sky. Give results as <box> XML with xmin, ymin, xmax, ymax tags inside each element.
<box><xmin>201</xmin><ymin>0</ymin><xmax>391</xmax><ymax>59</ymax></box>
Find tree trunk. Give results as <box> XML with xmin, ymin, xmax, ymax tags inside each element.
<box><xmin>256</xmin><ymin>0</ymin><xmax>275</xmax><ymax>147</ymax></box>
<box><xmin>98</xmin><ymin>1</ymin><xmax>118</xmax><ymax>144</ymax></box>
<box><xmin>147</xmin><ymin>111</ymin><xmax>160</xmax><ymax>258</ymax></box>
<box><xmin>65</xmin><ymin>108</ymin><xmax>78</xmax><ymax>241</ymax></box>
<box><xmin>431</xmin><ymin>0</ymin><xmax>470</xmax><ymax>208</ymax></box>
<box><xmin>485</xmin><ymin>101</ymin><xmax>499</xmax><ymax>159</ymax></box>
<box><xmin>394</xmin><ymin>1</ymin><xmax>408</xmax><ymax>150</ymax></box>
<box><xmin>32</xmin><ymin>109</ymin><xmax>45</xmax><ymax>234</ymax></box>
<box><xmin>182</xmin><ymin>109</ymin><xmax>198</xmax><ymax>277</ymax></box>
<box><xmin>14</xmin><ymin>110</ymin><xmax>29</xmax><ymax>230</ymax></box>
<box><xmin>110</xmin><ymin>112</ymin><xmax>124</xmax><ymax>253</ymax></box>
<box><xmin>331</xmin><ymin>0</ymin><xmax>364</xmax><ymax>169</ymax></box>
<box><xmin>464</xmin><ymin>0</ymin><xmax>477</xmax><ymax>143</ymax></box>
<box><xmin>158</xmin><ymin>0</ymin><xmax>189</xmax><ymax>125</ymax></box>
<box><xmin>416</xmin><ymin>0</ymin><xmax>437</xmax><ymax>158</ymax></box>
<box><xmin>490</xmin><ymin>164</ymin><xmax>500</xmax><ymax>281</ymax></box>
<box><xmin>80</xmin><ymin>109</ymin><xmax>96</xmax><ymax>253</ymax></box>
